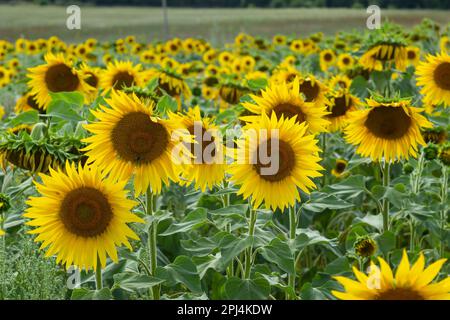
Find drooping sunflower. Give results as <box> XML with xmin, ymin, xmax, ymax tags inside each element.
<box><xmin>100</xmin><ymin>60</ymin><xmax>144</xmax><ymax>91</ymax></box>
<box><xmin>24</xmin><ymin>162</ymin><xmax>143</xmax><ymax>270</ymax></box>
<box><xmin>27</xmin><ymin>52</ymin><xmax>90</xmax><ymax>109</ymax></box>
<box><xmin>154</xmin><ymin>69</ymin><xmax>192</xmax><ymax>106</ymax></box>
<box><xmin>360</xmin><ymin>42</ymin><xmax>407</xmax><ymax>72</ymax></box>
<box><xmin>82</xmin><ymin>90</ymin><xmax>183</xmax><ymax>195</ymax></box>
<box><xmin>333</xmin><ymin>250</ymin><xmax>449</xmax><ymax>300</ymax></box>
<box><xmin>345</xmin><ymin>97</ymin><xmax>432</xmax><ymax>162</ymax></box>
<box><xmin>228</xmin><ymin>112</ymin><xmax>323</xmax><ymax>211</ymax></box>
<box><xmin>242</xmin><ymin>77</ymin><xmax>329</xmax><ymax>134</ymax></box>
<box><xmin>326</xmin><ymin>90</ymin><xmax>361</xmax><ymax>132</ymax></box>
<box><xmin>170</xmin><ymin>106</ymin><xmax>226</xmax><ymax>192</ymax></box>
<box><xmin>416</xmin><ymin>51</ymin><xmax>450</xmax><ymax>107</ymax></box>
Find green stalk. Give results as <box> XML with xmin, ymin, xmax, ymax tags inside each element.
<box><xmin>243</xmin><ymin>207</ymin><xmax>256</xmax><ymax>279</ymax></box>
<box><xmin>287</xmin><ymin>206</ymin><xmax>297</xmax><ymax>300</ymax></box>
<box><xmin>0</xmin><ymin>213</ymin><xmax>5</xmax><ymax>299</ymax></box>
<box><xmin>381</xmin><ymin>161</ymin><xmax>390</xmax><ymax>232</ymax></box>
<box><xmin>440</xmin><ymin>166</ymin><xmax>448</xmax><ymax>257</ymax></box>
<box><xmin>147</xmin><ymin>188</ymin><xmax>160</xmax><ymax>300</ymax></box>
<box><xmin>321</xmin><ymin>133</ymin><xmax>327</xmax><ymax>187</ymax></box>
<box><xmin>95</xmin><ymin>256</ymin><xmax>102</xmax><ymax>290</ymax></box>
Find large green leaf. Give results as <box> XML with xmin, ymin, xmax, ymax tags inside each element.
<box><xmin>160</xmin><ymin>256</ymin><xmax>202</xmax><ymax>293</ymax></box>
<box><xmin>223</xmin><ymin>277</ymin><xmax>271</xmax><ymax>300</ymax></box>
<box><xmin>71</xmin><ymin>288</ymin><xmax>112</xmax><ymax>300</ymax></box>
<box><xmin>9</xmin><ymin>110</ymin><xmax>39</xmax><ymax>127</ymax></box>
<box><xmin>47</xmin><ymin>92</ymin><xmax>85</xmax><ymax>121</ymax></box>
<box><xmin>259</xmin><ymin>238</ymin><xmax>295</xmax><ymax>274</ymax></box>
<box><xmin>113</xmin><ymin>272</ymin><xmax>164</xmax><ymax>293</ymax></box>
<box><xmin>303</xmin><ymin>193</ymin><xmax>354</xmax><ymax>212</ymax></box>
<box><xmin>160</xmin><ymin>208</ymin><xmax>209</xmax><ymax>236</ymax></box>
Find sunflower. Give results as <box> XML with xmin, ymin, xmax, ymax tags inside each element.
<box><xmin>170</xmin><ymin>106</ymin><xmax>226</xmax><ymax>191</ymax></box>
<box><xmin>416</xmin><ymin>51</ymin><xmax>450</xmax><ymax>107</ymax></box>
<box><xmin>345</xmin><ymin>98</ymin><xmax>432</xmax><ymax>162</ymax></box>
<box><xmin>360</xmin><ymin>43</ymin><xmax>407</xmax><ymax>71</ymax></box>
<box><xmin>440</xmin><ymin>36</ymin><xmax>450</xmax><ymax>53</ymax></box>
<box><xmin>270</xmin><ymin>66</ymin><xmax>302</xmax><ymax>86</ymax></box>
<box><xmin>100</xmin><ymin>60</ymin><xmax>144</xmax><ymax>91</ymax></box>
<box><xmin>228</xmin><ymin>112</ymin><xmax>323</xmax><ymax>211</ymax></box>
<box><xmin>298</xmin><ymin>75</ymin><xmax>329</xmax><ymax>109</ymax></box>
<box><xmin>154</xmin><ymin>69</ymin><xmax>192</xmax><ymax>107</ymax></box>
<box><xmin>27</xmin><ymin>53</ymin><xmax>90</xmax><ymax>109</ymax></box>
<box><xmin>24</xmin><ymin>162</ymin><xmax>143</xmax><ymax>270</ymax></box>
<box><xmin>82</xmin><ymin>90</ymin><xmax>183</xmax><ymax>195</ymax></box>
<box><xmin>327</xmin><ymin>74</ymin><xmax>352</xmax><ymax>91</ymax></box>
<box><xmin>319</xmin><ymin>49</ymin><xmax>336</xmax><ymax>72</ymax></box>
<box><xmin>79</xmin><ymin>63</ymin><xmax>101</xmax><ymax>91</ymax></box>
<box><xmin>337</xmin><ymin>53</ymin><xmax>355</xmax><ymax>71</ymax></box>
<box><xmin>406</xmin><ymin>46</ymin><xmax>420</xmax><ymax>67</ymax></box>
<box><xmin>331</xmin><ymin>159</ymin><xmax>348</xmax><ymax>178</ymax></box>
<box><xmin>333</xmin><ymin>250</ymin><xmax>449</xmax><ymax>300</ymax></box>
<box><xmin>14</xmin><ymin>92</ymin><xmax>44</xmax><ymax>113</ymax></box>
<box><xmin>242</xmin><ymin>77</ymin><xmax>329</xmax><ymax>134</ymax></box>
<box><xmin>326</xmin><ymin>90</ymin><xmax>361</xmax><ymax>132</ymax></box>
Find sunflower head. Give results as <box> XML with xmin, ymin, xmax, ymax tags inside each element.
<box><xmin>354</xmin><ymin>235</ymin><xmax>377</xmax><ymax>258</ymax></box>
<box><xmin>83</xmin><ymin>90</ymin><xmax>183</xmax><ymax>195</ymax></box>
<box><xmin>333</xmin><ymin>250</ymin><xmax>449</xmax><ymax>300</ymax></box>
<box><xmin>422</xmin><ymin>127</ymin><xmax>448</xmax><ymax>145</ymax></box>
<box><xmin>331</xmin><ymin>159</ymin><xmax>348</xmax><ymax>178</ymax></box>
<box><xmin>439</xmin><ymin>142</ymin><xmax>450</xmax><ymax>166</ymax></box>
<box><xmin>100</xmin><ymin>60</ymin><xmax>144</xmax><ymax>91</ymax></box>
<box><xmin>416</xmin><ymin>51</ymin><xmax>450</xmax><ymax>107</ymax></box>
<box><xmin>24</xmin><ymin>162</ymin><xmax>143</xmax><ymax>270</ymax></box>
<box><xmin>228</xmin><ymin>112</ymin><xmax>323</xmax><ymax>211</ymax></box>
<box><xmin>345</xmin><ymin>97</ymin><xmax>432</xmax><ymax>162</ymax></box>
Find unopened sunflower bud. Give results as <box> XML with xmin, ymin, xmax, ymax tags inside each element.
<box><xmin>0</xmin><ymin>193</ymin><xmax>11</xmax><ymax>213</ymax></box>
<box><xmin>354</xmin><ymin>235</ymin><xmax>377</xmax><ymax>258</ymax></box>
<box><xmin>424</xmin><ymin>144</ymin><xmax>439</xmax><ymax>161</ymax></box>
<box><xmin>403</xmin><ymin>163</ymin><xmax>414</xmax><ymax>175</ymax></box>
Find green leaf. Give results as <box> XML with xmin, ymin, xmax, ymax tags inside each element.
<box><xmin>156</xmin><ymin>95</ymin><xmax>178</xmax><ymax>114</ymax></box>
<box><xmin>113</xmin><ymin>272</ymin><xmax>164</xmax><ymax>292</ymax></box>
<box><xmin>219</xmin><ymin>234</ymin><xmax>253</xmax><ymax>267</ymax></box>
<box><xmin>49</xmin><ymin>91</ymin><xmax>84</xmax><ymax>106</ymax></box>
<box><xmin>260</xmin><ymin>238</ymin><xmax>295</xmax><ymax>274</ymax></box>
<box><xmin>323</xmin><ymin>175</ymin><xmax>366</xmax><ymax>199</ymax></box>
<box><xmin>295</xmin><ymin>228</ymin><xmax>334</xmax><ymax>251</ymax></box>
<box><xmin>210</xmin><ymin>204</ymin><xmax>248</xmax><ymax>216</ymax></box>
<box><xmin>161</xmin><ymin>256</ymin><xmax>202</xmax><ymax>293</ymax></box>
<box><xmin>71</xmin><ymin>288</ymin><xmax>112</xmax><ymax>300</ymax></box>
<box><xmin>9</xmin><ymin>110</ymin><xmax>39</xmax><ymax>127</ymax></box>
<box><xmin>349</xmin><ymin>76</ymin><xmax>368</xmax><ymax>98</ymax></box>
<box><xmin>160</xmin><ymin>208</ymin><xmax>209</xmax><ymax>236</ymax></box>
<box><xmin>224</xmin><ymin>277</ymin><xmax>270</xmax><ymax>300</ymax></box>
<box><xmin>303</xmin><ymin>193</ymin><xmax>354</xmax><ymax>212</ymax></box>
<box><xmin>47</xmin><ymin>92</ymin><xmax>84</xmax><ymax>121</ymax></box>
<box><xmin>354</xmin><ymin>213</ymin><xmax>383</xmax><ymax>232</ymax></box>
<box><xmin>376</xmin><ymin>231</ymin><xmax>396</xmax><ymax>256</ymax></box>
<box><xmin>247</xmin><ymin>78</ymin><xmax>268</xmax><ymax>91</ymax></box>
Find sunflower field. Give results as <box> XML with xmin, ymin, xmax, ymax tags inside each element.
<box><xmin>0</xmin><ymin>18</ymin><xmax>449</xmax><ymax>301</ymax></box>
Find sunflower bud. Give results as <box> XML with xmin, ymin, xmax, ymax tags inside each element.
<box><xmin>403</xmin><ymin>163</ymin><xmax>414</xmax><ymax>174</ymax></box>
<box><xmin>354</xmin><ymin>235</ymin><xmax>377</xmax><ymax>258</ymax></box>
<box><xmin>424</xmin><ymin>144</ymin><xmax>439</xmax><ymax>161</ymax></box>
<box><xmin>0</xmin><ymin>193</ymin><xmax>11</xmax><ymax>213</ymax></box>
<box><xmin>439</xmin><ymin>143</ymin><xmax>450</xmax><ymax>166</ymax></box>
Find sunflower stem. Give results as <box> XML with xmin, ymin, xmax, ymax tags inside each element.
<box><xmin>321</xmin><ymin>133</ymin><xmax>327</xmax><ymax>187</ymax></box>
<box><xmin>0</xmin><ymin>213</ymin><xmax>5</xmax><ymax>299</ymax></box>
<box><xmin>146</xmin><ymin>188</ymin><xmax>160</xmax><ymax>300</ymax></box>
<box><xmin>381</xmin><ymin>160</ymin><xmax>391</xmax><ymax>232</ymax></box>
<box><xmin>439</xmin><ymin>165</ymin><xmax>448</xmax><ymax>258</ymax></box>
<box><xmin>95</xmin><ymin>256</ymin><xmax>102</xmax><ymax>290</ymax></box>
<box><xmin>243</xmin><ymin>206</ymin><xmax>256</xmax><ymax>279</ymax></box>
<box><xmin>287</xmin><ymin>206</ymin><xmax>297</xmax><ymax>300</ymax></box>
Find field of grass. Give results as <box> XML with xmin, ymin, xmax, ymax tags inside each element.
<box><xmin>0</xmin><ymin>5</ymin><xmax>449</xmax><ymax>44</ymax></box>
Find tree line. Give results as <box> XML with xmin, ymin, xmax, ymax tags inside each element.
<box><xmin>10</xmin><ymin>0</ymin><xmax>450</xmax><ymax>9</ymax></box>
